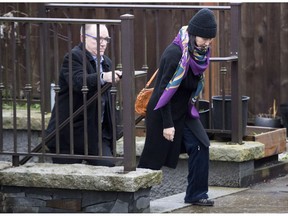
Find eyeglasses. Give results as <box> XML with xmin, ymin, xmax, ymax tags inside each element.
<box><xmin>85</xmin><ymin>33</ymin><xmax>111</xmax><ymax>43</ymax></box>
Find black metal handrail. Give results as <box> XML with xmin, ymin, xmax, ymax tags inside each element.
<box><xmin>0</xmin><ymin>3</ymin><xmax>243</xmax><ymax>173</ymax></box>
<box><xmin>0</xmin><ymin>15</ymin><xmax>137</xmax><ymax>171</ymax></box>
<box><xmin>45</xmin><ymin>3</ymin><xmax>231</xmax><ymax>10</ymax></box>
<box><xmin>0</xmin><ymin>16</ymin><xmax>121</xmax><ymax>24</ymax></box>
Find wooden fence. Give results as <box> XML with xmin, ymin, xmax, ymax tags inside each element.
<box><xmin>1</xmin><ymin>2</ymin><xmax>288</xmax><ymax>119</ymax></box>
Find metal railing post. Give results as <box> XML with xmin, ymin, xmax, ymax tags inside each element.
<box><xmin>121</xmin><ymin>14</ymin><xmax>136</xmax><ymax>171</ymax></box>
<box><xmin>230</xmin><ymin>3</ymin><xmax>242</xmax><ymax>143</ymax></box>
<box><xmin>38</xmin><ymin>3</ymin><xmax>51</xmax><ymax>113</ymax></box>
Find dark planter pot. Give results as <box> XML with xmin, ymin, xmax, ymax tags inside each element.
<box><xmin>199</xmin><ymin>100</ymin><xmax>210</xmax><ymax>129</ymax></box>
<box><xmin>212</xmin><ymin>95</ymin><xmax>250</xmax><ymax>136</ymax></box>
<box><xmin>280</xmin><ymin>103</ymin><xmax>288</xmax><ymax>136</ymax></box>
<box><xmin>254</xmin><ymin>116</ymin><xmax>282</xmax><ymax>128</ymax></box>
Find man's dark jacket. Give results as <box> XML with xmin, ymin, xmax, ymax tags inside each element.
<box><xmin>46</xmin><ymin>43</ymin><xmax>114</xmax><ymax>155</ymax></box>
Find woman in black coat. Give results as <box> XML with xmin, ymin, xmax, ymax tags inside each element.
<box><xmin>138</xmin><ymin>9</ymin><xmax>217</xmax><ymax>206</ymax></box>
<box><xmin>46</xmin><ymin>24</ymin><xmax>122</xmax><ymax>166</ymax></box>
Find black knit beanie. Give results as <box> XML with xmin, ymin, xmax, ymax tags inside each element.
<box><xmin>187</xmin><ymin>8</ymin><xmax>217</xmax><ymax>38</ymax></box>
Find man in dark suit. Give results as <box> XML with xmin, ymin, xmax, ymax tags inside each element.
<box><xmin>46</xmin><ymin>24</ymin><xmax>122</xmax><ymax>166</ymax></box>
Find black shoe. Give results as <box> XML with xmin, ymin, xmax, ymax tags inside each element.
<box><xmin>192</xmin><ymin>199</ymin><xmax>214</xmax><ymax>206</ymax></box>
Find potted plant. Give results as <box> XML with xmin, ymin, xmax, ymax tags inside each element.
<box><xmin>279</xmin><ymin>103</ymin><xmax>288</xmax><ymax>137</ymax></box>
<box><xmin>255</xmin><ymin>99</ymin><xmax>282</xmax><ymax>128</ymax></box>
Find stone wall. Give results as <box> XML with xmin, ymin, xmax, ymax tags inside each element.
<box><xmin>0</xmin><ymin>163</ymin><xmax>162</xmax><ymax>213</ymax></box>
<box><xmin>0</xmin><ymin>185</ymin><xmax>150</xmax><ymax>213</ymax></box>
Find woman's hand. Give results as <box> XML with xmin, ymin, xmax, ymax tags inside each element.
<box><xmin>163</xmin><ymin>127</ymin><xmax>175</xmax><ymax>142</ymax></box>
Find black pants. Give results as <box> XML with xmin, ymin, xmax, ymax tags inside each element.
<box><xmin>182</xmin><ymin>125</ymin><xmax>209</xmax><ymax>202</ymax></box>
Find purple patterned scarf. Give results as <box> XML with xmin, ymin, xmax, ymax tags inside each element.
<box><xmin>154</xmin><ymin>26</ymin><xmax>210</xmax><ymax>111</ymax></box>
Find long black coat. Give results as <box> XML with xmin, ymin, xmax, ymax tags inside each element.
<box><xmin>46</xmin><ymin>43</ymin><xmax>114</xmax><ymax>155</ymax></box>
<box><xmin>138</xmin><ymin>43</ymin><xmax>210</xmax><ymax>170</ymax></box>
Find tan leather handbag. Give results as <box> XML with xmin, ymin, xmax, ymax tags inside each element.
<box><xmin>135</xmin><ymin>69</ymin><xmax>158</xmax><ymax>116</ymax></box>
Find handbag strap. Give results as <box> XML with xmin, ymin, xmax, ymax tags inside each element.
<box><xmin>145</xmin><ymin>69</ymin><xmax>158</xmax><ymax>88</ymax></box>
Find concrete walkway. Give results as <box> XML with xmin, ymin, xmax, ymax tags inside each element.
<box><xmin>150</xmin><ymin>186</ymin><xmax>248</xmax><ymax>213</ymax></box>
<box><xmin>152</xmin><ymin>174</ymin><xmax>288</xmax><ymax>213</ymax></box>
<box><xmin>150</xmin><ymin>143</ymin><xmax>288</xmax><ymax>213</ymax></box>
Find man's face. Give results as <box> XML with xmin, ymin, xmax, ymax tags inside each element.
<box><xmin>84</xmin><ymin>25</ymin><xmax>110</xmax><ymax>56</ymax></box>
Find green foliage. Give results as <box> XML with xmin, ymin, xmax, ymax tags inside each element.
<box><xmin>2</xmin><ymin>102</ymin><xmax>41</xmax><ymax>110</ymax></box>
